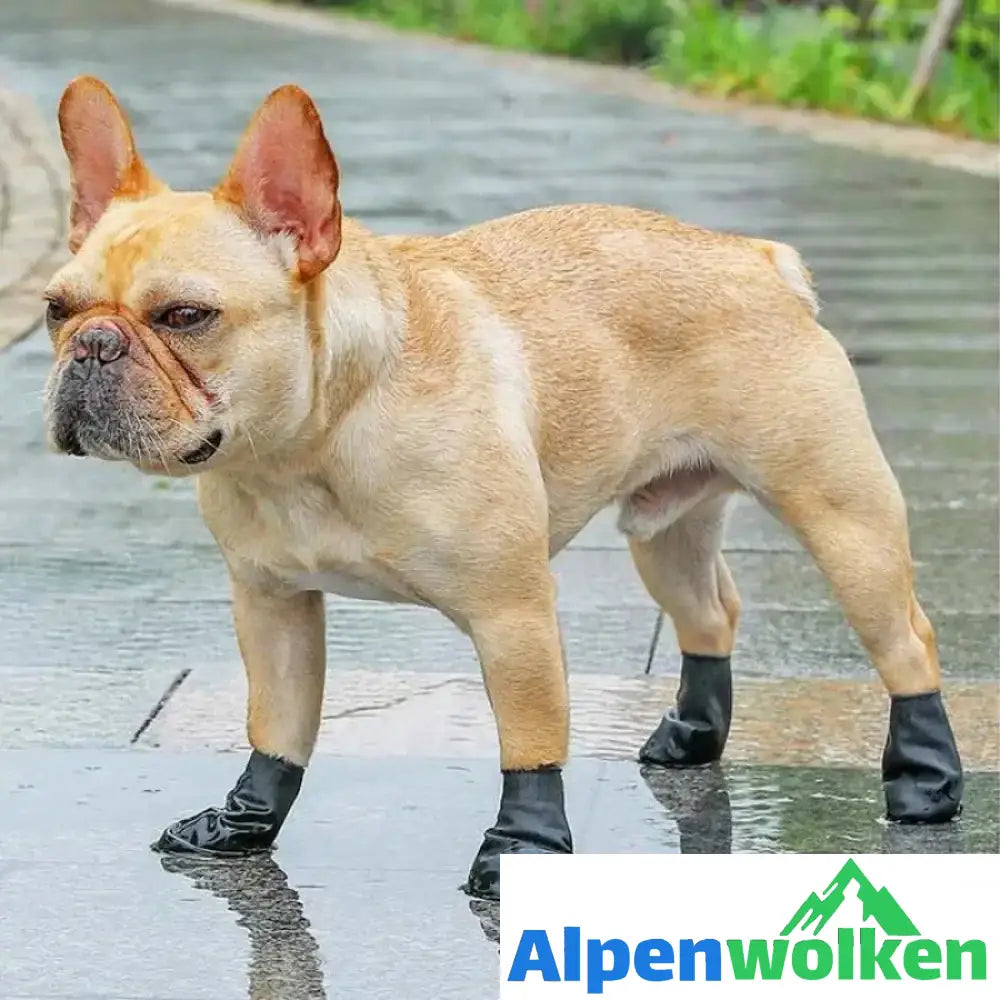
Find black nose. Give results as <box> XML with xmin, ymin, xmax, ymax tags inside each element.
<box><xmin>72</xmin><ymin>323</ymin><xmax>129</xmax><ymax>365</ymax></box>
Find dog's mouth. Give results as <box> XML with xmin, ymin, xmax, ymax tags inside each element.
<box><xmin>180</xmin><ymin>430</ymin><xmax>224</xmax><ymax>465</ymax></box>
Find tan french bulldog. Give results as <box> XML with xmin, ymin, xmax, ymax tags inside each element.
<box><xmin>43</xmin><ymin>76</ymin><xmax>962</xmax><ymax>898</ymax></box>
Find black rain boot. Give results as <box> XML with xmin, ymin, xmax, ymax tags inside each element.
<box><xmin>152</xmin><ymin>750</ymin><xmax>304</xmax><ymax>855</ymax></box>
<box><xmin>640</xmin><ymin>653</ymin><xmax>732</xmax><ymax>767</ymax></box>
<box><xmin>463</xmin><ymin>767</ymin><xmax>573</xmax><ymax>900</ymax></box>
<box><xmin>883</xmin><ymin>691</ymin><xmax>963</xmax><ymax>823</ymax></box>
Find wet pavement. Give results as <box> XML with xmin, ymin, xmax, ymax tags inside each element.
<box><xmin>0</xmin><ymin>0</ymin><xmax>997</xmax><ymax>997</ymax></box>
<box><xmin>2</xmin><ymin>752</ymin><xmax>997</xmax><ymax>999</ymax></box>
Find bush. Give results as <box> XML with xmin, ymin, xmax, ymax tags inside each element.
<box><xmin>350</xmin><ymin>0</ymin><xmax>669</xmax><ymax>61</ymax></box>
<box><xmin>655</xmin><ymin>1</ymin><xmax>999</xmax><ymax>139</ymax></box>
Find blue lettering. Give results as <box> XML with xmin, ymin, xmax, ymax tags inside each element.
<box><xmin>679</xmin><ymin>938</ymin><xmax>722</xmax><ymax>981</ymax></box>
<box><xmin>586</xmin><ymin>938</ymin><xmax>630</xmax><ymax>995</ymax></box>
<box><xmin>507</xmin><ymin>930</ymin><xmax>561</xmax><ymax>982</ymax></box>
<box><xmin>564</xmin><ymin>927</ymin><xmax>581</xmax><ymax>982</ymax></box>
<box><xmin>635</xmin><ymin>939</ymin><xmax>674</xmax><ymax>981</ymax></box>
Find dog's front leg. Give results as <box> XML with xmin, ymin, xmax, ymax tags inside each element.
<box><xmin>153</xmin><ymin>582</ymin><xmax>325</xmax><ymax>855</ymax></box>
<box><xmin>462</xmin><ymin>591</ymin><xmax>573</xmax><ymax>899</ymax></box>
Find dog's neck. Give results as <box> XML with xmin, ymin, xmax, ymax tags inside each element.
<box><xmin>212</xmin><ymin>220</ymin><xmax>408</xmax><ymax>489</ymax></box>
<box><xmin>299</xmin><ymin>218</ymin><xmax>407</xmax><ymax>442</ymax></box>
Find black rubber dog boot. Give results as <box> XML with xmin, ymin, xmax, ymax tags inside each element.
<box><xmin>883</xmin><ymin>691</ymin><xmax>963</xmax><ymax>823</ymax></box>
<box><xmin>639</xmin><ymin>653</ymin><xmax>732</xmax><ymax>767</ymax></box>
<box><xmin>152</xmin><ymin>750</ymin><xmax>304</xmax><ymax>855</ymax></box>
<box><xmin>463</xmin><ymin>768</ymin><xmax>573</xmax><ymax>901</ymax></box>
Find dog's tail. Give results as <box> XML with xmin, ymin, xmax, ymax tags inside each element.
<box><xmin>749</xmin><ymin>238</ymin><xmax>819</xmax><ymax>318</ymax></box>
<box><xmin>747</xmin><ymin>237</ymin><xmax>883</xmax><ymax>365</ymax></box>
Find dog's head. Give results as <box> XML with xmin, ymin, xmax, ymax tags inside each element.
<box><xmin>43</xmin><ymin>76</ymin><xmax>342</xmax><ymax>474</ymax></box>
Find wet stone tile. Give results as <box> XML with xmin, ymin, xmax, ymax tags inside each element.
<box><xmin>137</xmin><ymin>666</ymin><xmax>999</xmax><ymax>770</ymax></box>
<box><xmin>0</xmin><ymin>752</ymin><xmax>995</xmax><ymax>999</ymax></box>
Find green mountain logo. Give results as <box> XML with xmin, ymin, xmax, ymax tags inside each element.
<box><xmin>781</xmin><ymin>859</ymin><xmax>920</xmax><ymax>937</ymax></box>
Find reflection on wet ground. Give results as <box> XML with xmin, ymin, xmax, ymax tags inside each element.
<box><xmin>145</xmin><ymin>762</ymin><xmax>996</xmax><ymax>998</ymax></box>
<box><xmin>130</xmin><ymin>762</ymin><xmax>1000</xmax><ymax>998</ymax></box>
<box><xmin>1</xmin><ymin>752</ymin><xmax>995</xmax><ymax>998</ymax></box>
<box><xmin>162</xmin><ymin>855</ymin><xmax>328</xmax><ymax>1000</ymax></box>
<box><xmin>643</xmin><ymin>766</ymin><xmax>734</xmax><ymax>854</ymax></box>
<box><xmin>638</xmin><ymin>765</ymin><xmax>998</xmax><ymax>855</ymax></box>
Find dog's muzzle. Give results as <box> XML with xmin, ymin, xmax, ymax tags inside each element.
<box><xmin>50</xmin><ymin>319</ymin><xmax>136</xmax><ymax>458</ymax></box>
<box><xmin>48</xmin><ymin>315</ymin><xmax>225</xmax><ymax>469</ymax></box>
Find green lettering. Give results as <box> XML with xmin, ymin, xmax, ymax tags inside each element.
<box><xmin>946</xmin><ymin>939</ymin><xmax>987</xmax><ymax>980</ymax></box>
<box><xmin>792</xmin><ymin>940</ymin><xmax>833</xmax><ymax>980</ymax></box>
<box><xmin>727</xmin><ymin>939</ymin><xmax>788</xmax><ymax>980</ymax></box>
<box><xmin>837</xmin><ymin>928</ymin><xmax>854</xmax><ymax>979</ymax></box>
<box><xmin>903</xmin><ymin>940</ymin><xmax>940</xmax><ymax>980</ymax></box>
<box><xmin>859</xmin><ymin>929</ymin><xmax>901</xmax><ymax>980</ymax></box>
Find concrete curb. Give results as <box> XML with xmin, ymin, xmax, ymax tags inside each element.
<box><xmin>152</xmin><ymin>0</ymin><xmax>999</xmax><ymax>179</ymax></box>
<box><xmin>0</xmin><ymin>86</ymin><xmax>68</xmax><ymax>352</ymax></box>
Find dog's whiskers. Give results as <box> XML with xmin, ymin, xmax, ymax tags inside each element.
<box><xmin>142</xmin><ymin>416</ymin><xmax>173</xmax><ymax>470</ymax></box>
<box><xmin>161</xmin><ymin>415</ymin><xmax>217</xmax><ymax>451</ymax></box>
<box><xmin>125</xmin><ymin>411</ymin><xmax>143</xmax><ymax>466</ymax></box>
<box><xmin>245</xmin><ymin>426</ymin><xmax>260</xmax><ymax>463</ymax></box>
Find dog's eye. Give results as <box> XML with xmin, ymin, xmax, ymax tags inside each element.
<box><xmin>154</xmin><ymin>305</ymin><xmax>217</xmax><ymax>332</ymax></box>
<box><xmin>45</xmin><ymin>298</ymin><xmax>70</xmax><ymax>326</ymax></box>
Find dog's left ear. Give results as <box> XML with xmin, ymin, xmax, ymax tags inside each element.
<box><xmin>215</xmin><ymin>85</ymin><xmax>342</xmax><ymax>283</ymax></box>
<box><xmin>58</xmin><ymin>76</ymin><xmax>166</xmax><ymax>253</ymax></box>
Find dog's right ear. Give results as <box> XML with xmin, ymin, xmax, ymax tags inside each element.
<box><xmin>57</xmin><ymin>76</ymin><xmax>165</xmax><ymax>253</ymax></box>
<box><xmin>215</xmin><ymin>85</ymin><xmax>342</xmax><ymax>283</ymax></box>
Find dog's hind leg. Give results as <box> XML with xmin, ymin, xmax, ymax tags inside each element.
<box><xmin>745</xmin><ymin>333</ymin><xmax>962</xmax><ymax>823</ymax></box>
<box><xmin>627</xmin><ymin>492</ymin><xmax>742</xmax><ymax>767</ymax></box>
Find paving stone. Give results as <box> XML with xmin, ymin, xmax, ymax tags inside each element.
<box><xmin>0</xmin><ymin>751</ymin><xmax>996</xmax><ymax>999</ymax></box>
<box><xmin>0</xmin><ymin>82</ymin><xmax>67</xmax><ymax>347</ymax></box>
<box><xmin>137</xmin><ymin>665</ymin><xmax>999</xmax><ymax>770</ymax></box>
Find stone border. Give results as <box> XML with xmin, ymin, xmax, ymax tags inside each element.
<box><xmin>154</xmin><ymin>0</ymin><xmax>998</xmax><ymax>178</ymax></box>
<box><xmin>0</xmin><ymin>87</ymin><xmax>68</xmax><ymax>351</ymax></box>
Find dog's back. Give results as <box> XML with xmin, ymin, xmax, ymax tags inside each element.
<box><xmin>381</xmin><ymin>203</ymin><xmax>829</xmax><ymax>546</ymax></box>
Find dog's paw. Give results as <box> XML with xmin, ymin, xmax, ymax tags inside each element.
<box><xmin>461</xmin><ymin>768</ymin><xmax>573</xmax><ymax>901</ymax></box>
<box><xmin>639</xmin><ymin>653</ymin><xmax>732</xmax><ymax>767</ymax></box>
<box><xmin>151</xmin><ymin>806</ymin><xmax>276</xmax><ymax>856</ymax></box>
<box><xmin>882</xmin><ymin>691</ymin><xmax>964</xmax><ymax>824</ymax></box>
<box><xmin>463</xmin><ymin>835</ymin><xmax>571</xmax><ymax>901</ymax></box>
<box><xmin>638</xmin><ymin>710</ymin><xmax>726</xmax><ymax>767</ymax></box>
<box><xmin>151</xmin><ymin>750</ymin><xmax>305</xmax><ymax>856</ymax></box>
<box><xmin>461</xmin><ymin>839</ymin><xmax>506</xmax><ymax>901</ymax></box>
<box><xmin>884</xmin><ymin>776</ymin><xmax>963</xmax><ymax>825</ymax></box>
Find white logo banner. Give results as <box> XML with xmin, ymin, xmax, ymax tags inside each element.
<box><xmin>500</xmin><ymin>853</ymin><xmax>999</xmax><ymax>997</ymax></box>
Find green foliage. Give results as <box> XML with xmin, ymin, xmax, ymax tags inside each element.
<box><xmin>314</xmin><ymin>1</ymin><xmax>999</xmax><ymax>140</ymax></box>
<box><xmin>353</xmin><ymin>1</ymin><xmax>668</xmax><ymax>61</ymax></box>
<box><xmin>655</xmin><ymin>1</ymin><xmax>998</xmax><ymax>139</ymax></box>
<box><xmin>531</xmin><ymin>0</ymin><xmax>669</xmax><ymax>63</ymax></box>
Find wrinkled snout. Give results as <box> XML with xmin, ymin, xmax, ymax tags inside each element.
<box><xmin>70</xmin><ymin>320</ymin><xmax>130</xmax><ymax>366</ymax></box>
<box><xmin>45</xmin><ymin>312</ymin><xmax>226</xmax><ymax>473</ymax></box>
<box><xmin>47</xmin><ymin>315</ymin><xmax>137</xmax><ymax>459</ymax></box>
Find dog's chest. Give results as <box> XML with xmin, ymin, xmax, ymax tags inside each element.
<box><xmin>289</xmin><ymin>567</ymin><xmax>413</xmax><ymax>604</ymax></box>
<box><xmin>220</xmin><ymin>479</ymin><xmax>420</xmax><ymax>605</ymax></box>
<box><xmin>283</xmin><ymin>516</ymin><xmax>420</xmax><ymax>605</ymax></box>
